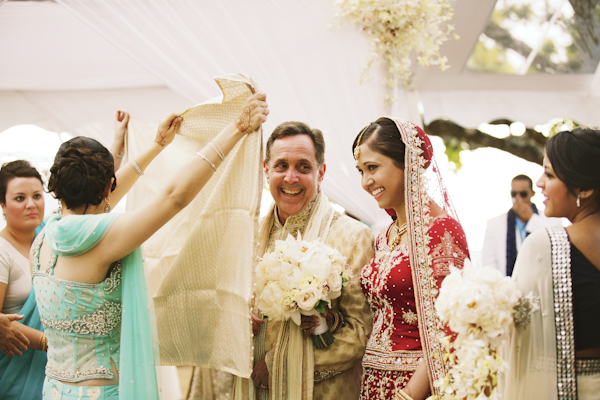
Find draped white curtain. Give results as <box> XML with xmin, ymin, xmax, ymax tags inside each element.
<box><xmin>48</xmin><ymin>0</ymin><xmax>389</xmax><ymax>225</ymax></box>
<box><xmin>2</xmin><ymin>0</ymin><xmax>600</xmax><ymax>227</ymax></box>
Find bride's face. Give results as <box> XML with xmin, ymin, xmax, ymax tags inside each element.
<box><xmin>356</xmin><ymin>143</ymin><xmax>404</xmax><ymax>211</ymax></box>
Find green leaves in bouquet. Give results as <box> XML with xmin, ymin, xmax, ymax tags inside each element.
<box><xmin>315</xmin><ymin>300</ymin><xmax>327</xmax><ymax>314</ymax></box>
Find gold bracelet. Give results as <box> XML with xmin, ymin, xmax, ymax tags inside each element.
<box><xmin>39</xmin><ymin>333</ymin><xmax>47</xmax><ymax>352</ymax></box>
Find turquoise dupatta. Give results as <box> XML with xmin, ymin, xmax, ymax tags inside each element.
<box><xmin>44</xmin><ymin>213</ymin><xmax>160</xmax><ymax>399</ymax></box>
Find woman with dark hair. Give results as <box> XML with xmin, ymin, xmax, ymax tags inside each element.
<box><xmin>353</xmin><ymin>117</ymin><xmax>470</xmax><ymax>399</ymax></box>
<box><xmin>0</xmin><ymin>110</ymin><xmax>140</xmax><ymax>400</ymax></box>
<box><xmin>0</xmin><ymin>160</ymin><xmax>50</xmax><ymax>399</ymax></box>
<box><xmin>26</xmin><ymin>92</ymin><xmax>267</xmax><ymax>400</ymax></box>
<box><xmin>504</xmin><ymin>127</ymin><xmax>600</xmax><ymax>399</ymax></box>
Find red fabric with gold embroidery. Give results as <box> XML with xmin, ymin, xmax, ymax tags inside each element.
<box><xmin>360</xmin><ymin>216</ymin><xmax>469</xmax><ymax>399</ymax></box>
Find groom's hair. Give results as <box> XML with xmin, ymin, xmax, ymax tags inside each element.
<box><xmin>265</xmin><ymin>121</ymin><xmax>325</xmax><ymax>166</ymax></box>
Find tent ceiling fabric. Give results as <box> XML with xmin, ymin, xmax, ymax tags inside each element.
<box><xmin>1</xmin><ymin>0</ymin><xmax>599</xmax><ymax>226</ymax></box>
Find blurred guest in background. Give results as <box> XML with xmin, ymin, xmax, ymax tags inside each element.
<box><xmin>482</xmin><ymin>174</ymin><xmax>560</xmax><ymax>276</ymax></box>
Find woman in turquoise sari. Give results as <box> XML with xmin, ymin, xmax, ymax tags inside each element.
<box><xmin>16</xmin><ymin>92</ymin><xmax>268</xmax><ymax>399</ymax></box>
<box><xmin>0</xmin><ymin>111</ymin><xmax>130</xmax><ymax>400</ymax></box>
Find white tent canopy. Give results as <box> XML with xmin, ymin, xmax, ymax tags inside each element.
<box><xmin>1</xmin><ymin>0</ymin><xmax>599</xmax><ymax>229</ymax></box>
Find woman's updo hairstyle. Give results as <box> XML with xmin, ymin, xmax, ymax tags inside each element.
<box><xmin>0</xmin><ymin>160</ymin><xmax>43</xmax><ymax>204</ymax></box>
<box><xmin>352</xmin><ymin>117</ymin><xmax>406</xmax><ymax>168</ymax></box>
<box><xmin>546</xmin><ymin>127</ymin><xmax>600</xmax><ymax>205</ymax></box>
<box><xmin>48</xmin><ymin>137</ymin><xmax>116</xmax><ymax>211</ymax></box>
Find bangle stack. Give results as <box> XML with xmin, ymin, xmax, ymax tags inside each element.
<box><xmin>329</xmin><ymin>309</ymin><xmax>345</xmax><ymax>334</ymax></box>
<box><xmin>39</xmin><ymin>333</ymin><xmax>48</xmax><ymax>352</ymax></box>
<box><xmin>197</xmin><ymin>152</ymin><xmax>217</xmax><ymax>172</ymax></box>
<box><xmin>130</xmin><ymin>159</ymin><xmax>144</xmax><ymax>176</ymax></box>
<box><xmin>208</xmin><ymin>140</ymin><xmax>225</xmax><ymax>161</ymax></box>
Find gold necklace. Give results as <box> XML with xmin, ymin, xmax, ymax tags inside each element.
<box><xmin>389</xmin><ymin>221</ymin><xmax>407</xmax><ymax>249</ymax></box>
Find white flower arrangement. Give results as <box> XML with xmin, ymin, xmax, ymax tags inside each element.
<box><xmin>255</xmin><ymin>233</ymin><xmax>351</xmax><ymax>348</ymax></box>
<box><xmin>429</xmin><ymin>259</ymin><xmax>538</xmax><ymax>400</ymax></box>
<box><xmin>332</xmin><ymin>0</ymin><xmax>457</xmax><ymax>106</ymax></box>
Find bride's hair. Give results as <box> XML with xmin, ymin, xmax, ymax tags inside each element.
<box><xmin>352</xmin><ymin>117</ymin><xmax>406</xmax><ymax>168</ymax></box>
<box><xmin>48</xmin><ymin>137</ymin><xmax>116</xmax><ymax>212</ymax></box>
<box><xmin>546</xmin><ymin>127</ymin><xmax>600</xmax><ymax>204</ymax></box>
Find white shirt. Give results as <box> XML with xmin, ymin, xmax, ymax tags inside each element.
<box><xmin>0</xmin><ymin>237</ymin><xmax>32</xmax><ymax>314</ymax></box>
<box><xmin>482</xmin><ymin>211</ymin><xmax>562</xmax><ymax>276</ymax></box>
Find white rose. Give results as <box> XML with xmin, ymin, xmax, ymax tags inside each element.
<box><xmin>257</xmin><ymin>282</ymin><xmax>285</xmax><ymax>321</ymax></box>
<box><xmin>296</xmin><ymin>286</ymin><xmax>322</xmax><ymax>311</ymax></box>
<box><xmin>279</xmin><ymin>266</ymin><xmax>303</xmax><ymax>290</ymax></box>
<box><xmin>298</xmin><ymin>273</ymin><xmax>321</xmax><ymax>289</ymax></box>
<box><xmin>493</xmin><ymin>278</ymin><xmax>520</xmax><ymax>309</ymax></box>
<box><xmin>327</xmin><ymin>272</ymin><xmax>343</xmax><ymax>298</ymax></box>
<box><xmin>300</xmin><ymin>253</ymin><xmax>332</xmax><ymax>281</ymax></box>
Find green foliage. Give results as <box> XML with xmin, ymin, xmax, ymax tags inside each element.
<box><xmin>443</xmin><ymin>137</ymin><xmax>467</xmax><ymax>170</ymax></box>
<box><xmin>315</xmin><ymin>300</ymin><xmax>327</xmax><ymax>314</ymax></box>
<box><xmin>499</xmin><ymin>4</ymin><xmax>533</xmax><ymax>21</ymax></box>
<box><xmin>467</xmin><ymin>40</ymin><xmax>514</xmax><ymax>74</ymax></box>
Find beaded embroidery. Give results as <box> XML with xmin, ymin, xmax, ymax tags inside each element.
<box><xmin>41</xmin><ymin>301</ymin><xmax>122</xmax><ymax>336</ymax></box>
<box><xmin>314</xmin><ymin>370</ymin><xmax>341</xmax><ymax>382</ymax></box>
<box><xmin>548</xmin><ymin>226</ymin><xmax>577</xmax><ymax>399</ymax></box>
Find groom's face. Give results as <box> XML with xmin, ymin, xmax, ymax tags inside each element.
<box><xmin>264</xmin><ymin>135</ymin><xmax>325</xmax><ymax>224</ymax></box>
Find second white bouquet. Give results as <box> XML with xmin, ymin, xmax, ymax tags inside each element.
<box><xmin>255</xmin><ymin>233</ymin><xmax>351</xmax><ymax>348</ymax></box>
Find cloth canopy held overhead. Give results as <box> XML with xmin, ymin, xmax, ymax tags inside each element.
<box><xmin>125</xmin><ymin>73</ymin><xmax>263</xmax><ymax>378</ymax></box>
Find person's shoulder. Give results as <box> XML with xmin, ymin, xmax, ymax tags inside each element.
<box><xmin>522</xmin><ymin>227</ymin><xmax>553</xmax><ymax>249</ymax></box>
<box><xmin>328</xmin><ymin>214</ymin><xmax>374</xmax><ymax>248</ymax></box>
<box><xmin>487</xmin><ymin>212</ymin><xmax>508</xmax><ymax>225</ymax></box>
<box><xmin>429</xmin><ymin>214</ymin><xmax>464</xmax><ymax>233</ymax></box>
<box><xmin>330</xmin><ymin>213</ymin><xmax>373</xmax><ymax>238</ymax></box>
<box><xmin>0</xmin><ymin>237</ymin><xmax>16</xmax><ymax>258</ymax></box>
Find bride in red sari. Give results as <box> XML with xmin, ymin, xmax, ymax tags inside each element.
<box><xmin>353</xmin><ymin>117</ymin><xmax>470</xmax><ymax>400</ymax></box>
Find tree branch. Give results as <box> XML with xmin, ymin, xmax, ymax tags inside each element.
<box><xmin>424</xmin><ymin>119</ymin><xmax>546</xmax><ymax>165</ymax></box>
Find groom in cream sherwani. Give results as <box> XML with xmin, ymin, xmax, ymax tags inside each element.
<box><xmin>233</xmin><ymin>121</ymin><xmax>374</xmax><ymax>400</ymax></box>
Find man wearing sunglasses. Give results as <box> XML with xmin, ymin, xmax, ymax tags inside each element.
<box><xmin>482</xmin><ymin>174</ymin><xmax>561</xmax><ymax>276</ymax></box>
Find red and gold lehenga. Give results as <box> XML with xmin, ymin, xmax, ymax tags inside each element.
<box><xmin>359</xmin><ymin>118</ymin><xmax>470</xmax><ymax>399</ymax></box>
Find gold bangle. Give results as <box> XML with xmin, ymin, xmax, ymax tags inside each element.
<box><xmin>38</xmin><ymin>333</ymin><xmax>47</xmax><ymax>352</ymax></box>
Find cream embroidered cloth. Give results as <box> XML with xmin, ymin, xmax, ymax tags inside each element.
<box><xmin>125</xmin><ymin>74</ymin><xmax>262</xmax><ymax>378</ymax></box>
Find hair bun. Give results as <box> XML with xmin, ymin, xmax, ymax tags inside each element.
<box><xmin>48</xmin><ymin>137</ymin><xmax>116</xmax><ymax>211</ymax></box>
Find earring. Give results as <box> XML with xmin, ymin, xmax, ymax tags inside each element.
<box><xmin>577</xmin><ymin>195</ymin><xmax>581</xmax><ymax>208</ymax></box>
<box><xmin>104</xmin><ymin>197</ymin><xmax>111</xmax><ymax>213</ymax></box>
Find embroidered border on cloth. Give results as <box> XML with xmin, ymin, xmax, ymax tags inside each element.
<box><xmin>430</xmin><ymin>231</ymin><xmax>467</xmax><ymax>277</ymax></box>
<box><xmin>45</xmin><ymin>366</ymin><xmax>113</xmax><ymax>383</ymax></box>
<box><xmin>362</xmin><ymin>349</ymin><xmax>423</xmax><ymax>371</ymax></box>
<box><xmin>314</xmin><ymin>370</ymin><xmax>341</xmax><ymax>382</ymax></box>
<box><xmin>548</xmin><ymin>226</ymin><xmax>577</xmax><ymax>399</ymax></box>
<box><xmin>576</xmin><ymin>359</ymin><xmax>600</xmax><ymax>376</ymax></box>
<box><xmin>41</xmin><ymin>301</ymin><xmax>122</xmax><ymax>337</ymax></box>
<box><xmin>400</xmin><ymin>120</ymin><xmax>448</xmax><ymax>394</ymax></box>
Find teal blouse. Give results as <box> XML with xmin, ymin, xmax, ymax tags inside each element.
<box><xmin>32</xmin><ymin>229</ymin><xmax>122</xmax><ymax>382</ymax></box>
<box><xmin>31</xmin><ymin>213</ymin><xmax>159</xmax><ymax>399</ymax></box>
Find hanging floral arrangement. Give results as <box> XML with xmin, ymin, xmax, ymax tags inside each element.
<box><xmin>332</xmin><ymin>0</ymin><xmax>458</xmax><ymax>106</ymax></box>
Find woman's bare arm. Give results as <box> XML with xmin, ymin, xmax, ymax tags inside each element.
<box><xmin>93</xmin><ymin>92</ymin><xmax>268</xmax><ymax>265</ymax></box>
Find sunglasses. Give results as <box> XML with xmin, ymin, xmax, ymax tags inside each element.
<box><xmin>511</xmin><ymin>190</ymin><xmax>530</xmax><ymax>198</ymax></box>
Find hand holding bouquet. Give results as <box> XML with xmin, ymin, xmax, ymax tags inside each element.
<box><xmin>255</xmin><ymin>233</ymin><xmax>350</xmax><ymax>348</ymax></box>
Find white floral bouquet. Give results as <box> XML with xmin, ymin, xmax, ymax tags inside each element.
<box><xmin>332</xmin><ymin>0</ymin><xmax>457</xmax><ymax>106</ymax></box>
<box><xmin>255</xmin><ymin>233</ymin><xmax>351</xmax><ymax>348</ymax></box>
<box><xmin>429</xmin><ymin>260</ymin><xmax>538</xmax><ymax>400</ymax></box>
